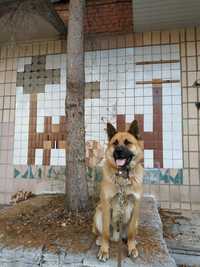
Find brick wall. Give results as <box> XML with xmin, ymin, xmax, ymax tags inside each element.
<box><xmin>85</xmin><ymin>0</ymin><xmax>133</xmax><ymax>34</ymax></box>
<box><xmin>54</xmin><ymin>0</ymin><xmax>133</xmax><ymax>34</ymax></box>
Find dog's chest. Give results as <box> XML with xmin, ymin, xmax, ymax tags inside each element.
<box><xmin>110</xmin><ymin>177</ymin><xmax>134</xmax><ymax>221</ymax></box>
<box><xmin>110</xmin><ymin>190</ymin><xmax>135</xmax><ymax>227</ymax></box>
<box><xmin>112</xmin><ymin>175</ymin><xmax>133</xmax><ymax>196</ymax></box>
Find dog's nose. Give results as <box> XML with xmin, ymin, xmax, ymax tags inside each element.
<box><xmin>114</xmin><ymin>145</ymin><xmax>126</xmax><ymax>158</ymax></box>
<box><xmin>115</xmin><ymin>146</ymin><xmax>124</xmax><ymax>153</ymax></box>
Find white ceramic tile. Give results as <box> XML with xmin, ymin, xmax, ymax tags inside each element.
<box><xmin>135</xmin><ymin>72</ymin><xmax>143</xmax><ymax>80</ymax></box>
<box><xmin>163</xmin><ymin>105</ymin><xmax>172</xmax><ymax>114</ymax></box>
<box><xmin>135</xmin><ymin>64</ymin><xmax>143</xmax><ymax>72</ymax></box>
<box><xmin>162</xmin><ymin>84</ymin><xmax>172</xmax><ymax>96</ymax></box>
<box><xmin>172</xmin><ymin>150</ymin><xmax>182</xmax><ymax>160</ymax></box>
<box><xmin>144</xmin><ymin>159</ymin><xmax>154</xmax><ymax>168</ymax></box>
<box><xmin>163</xmin><ymin>96</ymin><xmax>172</xmax><ymax>105</ymax></box>
<box><xmin>135</xmin><ymin>97</ymin><xmax>143</xmax><ymax>105</ymax></box>
<box><xmin>16</xmin><ymin>57</ymin><xmax>32</xmax><ymax>72</ymax></box>
<box><xmin>16</xmin><ymin>87</ymin><xmax>23</xmax><ymax>95</ymax></box>
<box><xmin>135</xmin><ymin>88</ymin><xmax>143</xmax><ymax>97</ymax></box>
<box><xmin>144</xmin><ymin>71</ymin><xmax>152</xmax><ymax>80</ymax></box>
<box><xmin>152</xmin><ymin>70</ymin><xmax>161</xmax><ymax>78</ymax></box>
<box><xmin>163</xmin><ymin>159</ymin><xmax>173</xmax><ymax>168</ymax></box>
<box><xmin>126</xmin><ymin>72</ymin><xmax>135</xmax><ymax>81</ymax></box>
<box><xmin>172</xmin><ymin>95</ymin><xmax>181</xmax><ymax>105</ymax></box>
<box><xmin>126</xmin><ymin>98</ymin><xmax>134</xmax><ymax>106</ymax></box>
<box><xmin>126</xmin><ymin>114</ymin><xmax>134</xmax><ymax>123</ymax></box>
<box><xmin>13</xmin><ymin>89</ymin><xmax>29</xmax><ymax>165</ymax></box>
<box><xmin>171</xmin><ymin>69</ymin><xmax>180</xmax><ymax>80</ymax></box>
<box><xmin>143</xmin><ymin>64</ymin><xmax>151</xmax><ymax>71</ymax></box>
<box><xmin>173</xmin><ymin>160</ymin><xmax>182</xmax><ymax>168</ymax></box>
<box><xmin>163</xmin><ymin>150</ymin><xmax>173</xmax><ymax>160</ymax></box>
<box><xmin>135</xmin><ymin>105</ymin><xmax>144</xmax><ymax>114</ymax></box>
<box><xmin>126</xmin><ymin>89</ymin><xmax>134</xmax><ymax>97</ymax></box>
<box><xmin>117</xmin><ymin>105</ymin><xmax>125</xmax><ymax>113</ymax></box>
<box><xmin>143</xmin><ymin>46</ymin><xmax>151</xmax><ymax>54</ymax></box>
<box><xmin>162</xmin><ymin>70</ymin><xmax>171</xmax><ymax>79</ymax></box>
<box><xmin>35</xmin><ymin>149</ymin><xmax>43</xmax><ymax>165</ymax></box>
<box><xmin>144</xmin><ymin>149</ymin><xmax>153</xmax><ymax>159</ymax></box>
<box><xmin>144</xmin><ymin>114</ymin><xmax>153</xmax><ymax>132</ymax></box>
<box><xmin>144</xmin><ymin>97</ymin><xmax>152</xmax><ymax>105</ymax></box>
<box><xmin>143</xmin><ymin>87</ymin><xmax>152</xmax><ymax>97</ymax></box>
<box><xmin>144</xmin><ymin>105</ymin><xmax>153</xmax><ymax>114</ymax></box>
<box><xmin>161</xmin><ymin>45</ymin><xmax>171</xmax><ymax>54</ymax></box>
<box><xmin>143</xmin><ymin>54</ymin><xmax>152</xmax><ymax>62</ymax></box>
<box><xmin>171</xmin><ymin>63</ymin><xmax>180</xmax><ymax>70</ymax></box>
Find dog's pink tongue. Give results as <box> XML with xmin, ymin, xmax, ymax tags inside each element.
<box><xmin>116</xmin><ymin>159</ymin><xmax>126</xmax><ymax>167</ymax></box>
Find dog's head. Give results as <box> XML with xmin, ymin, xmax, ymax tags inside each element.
<box><xmin>105</xmin><ymin>120</ymin><xmax>144</xmax><ymax>170</ymax></box>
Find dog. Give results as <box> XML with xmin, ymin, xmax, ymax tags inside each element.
<box><xmin>93</xmin><ymin>120</ymin><xmax>144</xmax><ymax>262</ymax></box>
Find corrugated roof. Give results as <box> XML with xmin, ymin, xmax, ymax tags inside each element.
<box><xmin>133</xmin><ymin>0</ymin><xmax>200</xmax><ymax>32</ymax></box>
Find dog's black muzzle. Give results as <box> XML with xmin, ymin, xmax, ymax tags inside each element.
<box><xmin>113</xmin><ymin>145</ymin><xmax>134</xmax><ymax>169</ymax></box>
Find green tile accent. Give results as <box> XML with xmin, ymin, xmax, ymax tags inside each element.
<box><xmin>14</xmin><ymin>168</ymin><xmax>21</xmax><ymax>178</ymax></box>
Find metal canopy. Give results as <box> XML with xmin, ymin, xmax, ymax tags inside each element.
<box><xmin>133</xmin><ymin>0</ymin><xmax>200</xmax><ymax>32</ymax></box>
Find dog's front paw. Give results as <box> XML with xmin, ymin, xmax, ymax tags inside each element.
<box><xmin>128</xmin><ymin>240</ymin><xmax>138</xmax><ymax>258</ymax></box>
<box><xmin>97</xmin><ymin>246</ymin><xmax>109</xmax><ymax>262</ymax></box>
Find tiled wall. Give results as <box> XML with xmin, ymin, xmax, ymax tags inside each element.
<box><xmin>85</xmin><ymin>29</ymin><xmax>200</xmax><ymax>210</ymax></box>
<box><xmin>180</xmin><ymin>28</ymin><xmax>200</xmax><ymax>210</ymax></box>
<box><xmin>84</xmin><ymin>44</ymin><xmax>182</xmax><ymax>171</ymax></box>
<box><xmin>0</xmin><ymin>40</ymin><xmax>67</xmax><ymax>202</ymax></box>
<box><xmin>14</xmin><ymin>54</ymin><xmax>67</xmax><ymax>166</ymax></box>
<box><xmin>0</xmin><ymin>29</ymin><xmax>199</xmax><ymax>209</ymax></box>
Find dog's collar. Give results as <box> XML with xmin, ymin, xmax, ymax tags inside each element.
<box><xmin>115</xmin><ymin>165</ymin><xmax>130</xmax><ymax>180</ymax></box>
<box><xmin>111</xmin><ymin>166</ymin><xmax>132</xmax><ymax>195</ymax></box>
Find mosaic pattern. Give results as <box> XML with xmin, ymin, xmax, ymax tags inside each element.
<box><xmin>14</xmin><ymin>55</ymin><xmax>67</xmax><ymax>166</ymax></box>
<box><xmin>144</xmin><ymin>168</ymin><xmax>183</xmax><ymax>185</ymax></box>
<box><xmin>86</xmin><ymin>166</ymin><xmax>183</xmax><ymax>185</ymax></box>
<box><xmin>13</xmin><ymin>44</ymin><xmax>182</xmax><ymax>179</ymax></box>
<box><xmin>85</xmin><ymin>45</ymin><xmax>182</xmax><ymax>169</ymax></box>
<box><xmin>16</xmin><ymin>56</ymin><xmax>60</xmax><ymax>94</ymax></box>
<box><xmin>14</xmin><ymin>165</ymin><xmax>66</xmax><ymax>180</ymax></box>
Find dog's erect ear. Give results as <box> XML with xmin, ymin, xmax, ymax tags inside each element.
<box><xmin>128</xmin><ymin>120</ymin><xmax>140</xmax><ymax>139</ymax></box>
<box><xmin>107</xmin><ymin>123</ymin><xmax>117</xmax><ymax>141</ymax></box>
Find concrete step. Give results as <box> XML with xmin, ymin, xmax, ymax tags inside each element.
<box><xmin>0</xmin><ymin>195</ymin><xmax>176</xmax><ymax>267</ymax></box>
<box><xmin>84</xmin><ymin>195</ymin><xmax>176</xmax><ymax>267</ymax></box>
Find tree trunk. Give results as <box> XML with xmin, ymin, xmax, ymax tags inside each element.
<box><xmin>65</xmin><ymin>0</ymin><xmax>89</xmax><ymax>211</ymax></box>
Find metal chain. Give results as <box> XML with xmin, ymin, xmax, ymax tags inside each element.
<box><xmin>114</xmin><ymin>169</ymin><xmax>130</xmax><ymax>267</ymax></box>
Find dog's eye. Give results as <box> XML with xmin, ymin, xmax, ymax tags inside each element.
<box><xmin>124</xmin><ymin>139</ymin><xmax>132</xmax><ymax>146</ymax></box>
<box><xmin>113</xmin><ymin>140</ymin><xmax>119</xmax><ymax>146</ymax></box>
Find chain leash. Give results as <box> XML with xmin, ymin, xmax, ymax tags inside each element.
<box><xmin>114</xmin><ymin>168</ymin><xmax>130</xmax><ymax>267</ymax></box>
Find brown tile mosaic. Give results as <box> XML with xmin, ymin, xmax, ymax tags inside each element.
<box><xmin>116</xmin><ymin>114</ymin><xmax>126</xmax><ymax>131</ymax></box>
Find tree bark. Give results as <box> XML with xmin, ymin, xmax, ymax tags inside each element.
<box><xmin>65</xmin><ymin>0</ymin><xmax>89</xmax><ymax>211</ymax></box>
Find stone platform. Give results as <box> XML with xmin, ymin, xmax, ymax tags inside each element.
<box><xmin>0</xmin><ymin>196</ymin><xmax>176</xmax><ymax>267</ymax></box>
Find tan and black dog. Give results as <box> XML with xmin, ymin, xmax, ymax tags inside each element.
<box><xmin>93</xmin><ymin>120</ymin><xmax>144</xmax><ymax>261</ymax></box>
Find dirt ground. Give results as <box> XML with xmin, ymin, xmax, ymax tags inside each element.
<box><xmin>0</xmin><ymin>194</ymin><xmax>164</xmax><ymax>261</ymax></box>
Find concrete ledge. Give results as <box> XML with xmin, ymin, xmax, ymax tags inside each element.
<box><xmin>0</xmin><ymin>196</ymin><xmax>176</xmax><ymax>267</ymax></box>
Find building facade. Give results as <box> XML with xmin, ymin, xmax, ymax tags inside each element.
<box><xmin>0</xmin><ymin>0</ymin><xmax>199</xmax><ymax>209</ymax></box>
